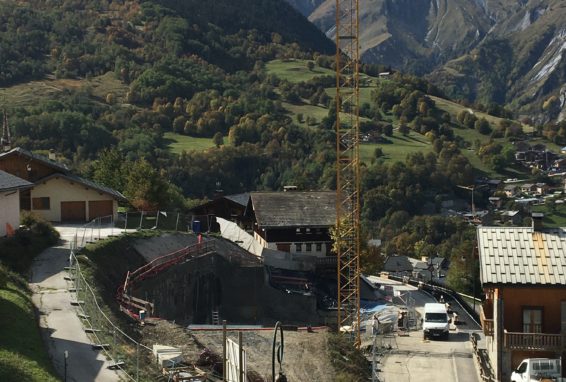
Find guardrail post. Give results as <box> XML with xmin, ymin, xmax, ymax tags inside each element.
<box><xmin>238</xmin><ymin>331</ymin><xmax>243</xmax><ymax>382</ymax></box>
<box><xmin>136</xmin><ymin>342</ymin><xmax>140</xmax><ymax>382</ymax></box>
<box><xmin>112</xmin><ymin>328</ymin><xmax>117</xmax><ymax>364</ymax></box>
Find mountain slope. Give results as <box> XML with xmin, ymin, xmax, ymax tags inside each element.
<box><xmin>429</xmin><ymin>0</ymin><xmax>566</xmax><ymax>122</ymax></box>
<box><xmin>285</xmin><ymin>0</ymin><xmax>566</xmax><ymax>121</ymax></box>
<box><xmin>0</xmin><ymin>0</ymin><xmax>334</xmax><ymax>87</ymax></box>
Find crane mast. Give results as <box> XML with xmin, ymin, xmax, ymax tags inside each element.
<box><xmin>335</xmin><ymin>0</ymin><xmax>361</xmax><ymax>346</ymax></box>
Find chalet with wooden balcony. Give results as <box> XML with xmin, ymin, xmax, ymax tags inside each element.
<box><xmin>477</xmin><ymin>215</ymin><xmax>566</xmax><ymax>381</ymax></box>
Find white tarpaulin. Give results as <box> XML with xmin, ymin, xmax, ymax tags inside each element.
<box><xmin>217</xmin><ymin>217</ymin><xmax>263</xmax><ymax>257</ymax></box>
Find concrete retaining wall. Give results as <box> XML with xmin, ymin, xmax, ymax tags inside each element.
<box><xmin>133</xmin><ymin>252</ymin><xmax>330</xmax><ymax>325</ymax></box>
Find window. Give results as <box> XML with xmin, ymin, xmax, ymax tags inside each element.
<box><xmin>295</xmin><ymin>243</ymin><xmax>302</xmax><ymax>252</ymax></box>
<box><xmin>561</xmin><ymin>301</ymin><xmax>566</xmax><ymax>332</ymax></box>
<box><xmin>305</xmin><ymin>243</ymin><xmax>312</xmax><ymax>252</ymax></box>
<box><xmin>32</xmin><ymin>197</ymin><xmax>50</xmax><ymax>210</ymax></box>
<box><xmin>305</xmin><ymin>228</ymin><xmax>311</xmax><ymax>234</ymax></box>
<box><xmin>523</xmin><ymin>308</ymin><xmax>542</xmax><ymax>333</ymax></box>
<box><xmin>316</xmin><ymin>243</ymin><xmax>322</xmax><ymax>252</ymax></box>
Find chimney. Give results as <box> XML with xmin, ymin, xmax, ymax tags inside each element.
<box><xmin>48</xmin><ymin>149</ymin><xmax>56</xmax><ymax>161</ymax></box>
<box><xmin>532</xmin><ymin>212</ymin><xmax>544</xmax><ymax>231</ymax></box>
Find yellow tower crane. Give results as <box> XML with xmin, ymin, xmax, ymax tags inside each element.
<box><xmin>335</xmin><ymin>0</ymin><xmax>361</xmax><ymax>347</ymax></box>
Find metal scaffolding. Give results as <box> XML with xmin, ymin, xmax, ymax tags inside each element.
<box><xmin>335</xmin><ymin>0</ymin><xmax>361</xmax><ymax>347</ymax></box>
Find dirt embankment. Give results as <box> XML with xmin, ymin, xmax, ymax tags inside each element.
<box><xmin>141</xmin><ymin>321</ymin><xmax>334</xmax><ymax>382</ymax></box>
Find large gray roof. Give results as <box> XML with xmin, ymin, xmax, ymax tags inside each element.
<box><xmin>250</xmin><ymin>191</ymin><xmax>335</xmax><ymax>228</ymax></box>
<box><xmin>0</xmin><ymin>170</ymin><xmax>32</xmax><ymax>191</ymax></box>
<box><xmin>477</xmin><ymin>227</ymin><xmax>566</xmax><ymax>286</ymax></box>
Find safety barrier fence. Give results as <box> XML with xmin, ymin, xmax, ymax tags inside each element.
<box><xmin>68</xmin><ymin>249</ymin><xmax>153</xmax><ymax>381</ymax></box>
<box><xmin>71</xmin><ymin>211</ymin><xmax>211</xmax><ymax>249</ymax></box>
<box><xmin>67</xmin><ymin>212</ymin><xmax>199</xmax><ymax>381</ymax></box>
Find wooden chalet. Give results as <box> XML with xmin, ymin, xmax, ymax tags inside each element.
<box><xmin>246</xmin><ymin>191</ymin><xmax>335</xmax><ymax>257</ymax></box>
<box><xmin>189</xmin><ymin>193</ymin><xmax>250</xmax><ymax>231</ymax></box>
<box><xmin>478</xmin><ymin>215</ymin><xmax>566</xmax><ymax>380</ymax></box>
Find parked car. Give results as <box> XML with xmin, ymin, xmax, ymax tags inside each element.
<box><xmin>511</xmin><ymin>358</ymin><xmax>562</xmax><ymax>382</ymax></box>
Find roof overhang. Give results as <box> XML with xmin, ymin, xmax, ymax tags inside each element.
<box><xmin>35</xmin><ymin>173</ymin><xmax>127</xmax><ymax>202</ymax></box>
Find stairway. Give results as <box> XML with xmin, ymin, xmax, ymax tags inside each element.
<box><xmin>211</xmin><ymin>310</ymin><xmax>221</xmax><ymax>325</ymax></box>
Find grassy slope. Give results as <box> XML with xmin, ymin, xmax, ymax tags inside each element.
<box><xmin>266</xmin><ymin>59</ymin><xmax>334</xmax><ymax>83</ymax></box>
<box><xmin>0</xmin><ymin>277</ymin><xmax>59</xmax><ymax>382</ymax></box>
<box><xmin>163</xmin><ymin>132</ymin><xmax>220</xmax><ymax>154</ymax></box>
<box><xmin>269</xmin><ymin>60</ymin><xmax>432</xmax><ymax>164</ymax></box>
<box><xmin>365</xmin><ymin>130</ymin><xmax>431</xmax><ymax>163</ymax></box>
<box><xmin>266</xmin><ymin>60</ymin><xmax>560</xmax><ymax>181</ymax></box>
<box><xmin>0</xmin><ymin>72</ymin><xmax>128</xmax><ymax>107</ymax></box>
<box><xmin>531</xmin><ymin>204</ymin><xmax>566</xmax><ymax>228</ymax></box>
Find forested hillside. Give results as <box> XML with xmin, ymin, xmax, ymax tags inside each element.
<box><xmin>3</xmin><ymin>0</ymin><xmax>565</xmax><ymax>289</ymax></box>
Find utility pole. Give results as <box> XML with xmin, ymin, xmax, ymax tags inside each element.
<box><xmin>457</xmin><ymin>184</ymin><xmax>487</xmax><ymax>220</ymax></box>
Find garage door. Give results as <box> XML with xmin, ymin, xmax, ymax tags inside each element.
<box><xmin>89</xmin><ymin>200</ymin><xmax>113</xmax><ymax>220</ymax></box>
<box><xmin>61</xmin><ymin>201</ymin><xmax>86</xmax><ymax>222</ymax></box>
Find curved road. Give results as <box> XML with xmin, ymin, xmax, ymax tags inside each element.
<box><xmin>367</xmin><ymin>276</ymin><xmax>481</xmax><ymax>382</ymax></box>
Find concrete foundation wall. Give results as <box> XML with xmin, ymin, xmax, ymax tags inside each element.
<box><xmin>134</xmin><ymin>252</ymin><xmax>328</xmax><ymax>325</ymax></box>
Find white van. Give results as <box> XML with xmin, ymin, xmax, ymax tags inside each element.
<box><xmin>422</xmin><ymin>303</ymin><xmax>449</xmax><ymax>340</ymax></box>
<box><xmin>511</xmin><ymin>358</ymin><xmax>562</xmax><ymax>382</ymax></box>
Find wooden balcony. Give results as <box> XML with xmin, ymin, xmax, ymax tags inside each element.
<box><xmin>480</xmin><ymin>301</ymin><xmax>494</xmax><ymax>337</ymax></box>
<box><xmin>504</xmin><ymin>330</ymin><xmax>565</xmax><ymax>351</ymax></box>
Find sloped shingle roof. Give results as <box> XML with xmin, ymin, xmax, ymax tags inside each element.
<box><xmin>224</xmin><ymin>193</ymin><xmax>250</xmax><ymax>207</ymax></box>
<box><xmin>251</xmin><ymin>191</ymin><xmax>335</xmax><ymax>228</ymax></box>
<box><xmin>477</xmin><ymin>227</ymin><xmax>566</xmax><ymax>286</ymax></box>
<box><xmin>0</xmin><ymin>170</ymin><xmax>32</xmax><ymax>191</ymax></box>
<box><xmin>383</xmin><ymin>255</ymin><xmax>413</xmax><ymax>272</ymax></box>
<box><xmin>0</xmin><ymin>147</ymin><xmax>69</xmax><ymax>173</ymax></box>
<box><xmin>38</xmin><ymin>173</ymin><xmax>127</xmax><ymax>202</ymax></box>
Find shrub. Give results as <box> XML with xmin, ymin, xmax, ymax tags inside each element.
<box><xmin>0</xmin><ymin>212</ymin><xmax>60</xmax><ymax>273</ymax></box>
<box><xmin>20</xmin><ymin>211</ymin><xmax>60</xmax><ymax>245</ymax></box>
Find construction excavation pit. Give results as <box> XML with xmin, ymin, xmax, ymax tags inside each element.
<box><xmin>117</xmin><ymin>232</ymin><xmax>339</xmax><ymax>327</ymax></box>
<box><xmin>77</xmin><ymin>231</ymin><xmax>376</xmax><ymax>380</ymax></box>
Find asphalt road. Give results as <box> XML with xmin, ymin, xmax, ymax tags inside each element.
<box><xmin>367</xmin><ymin>276</ymin><xmax>481</xmax><ymax>382</ymax></box>
<box><xmin>30</xmin><ymin>226</ymin><xmax>123</xmax><ymax>382</ymax></box>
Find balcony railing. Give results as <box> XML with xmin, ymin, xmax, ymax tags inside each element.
<box><xmin>504</xmin><ymin>330</ymin><xmax>565</xmax><ymax>351</ymax></box>
<box><xmin>480</xmin><ymin>302</ymin><xmax>494</xmax><ymax>337</ymax></box>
